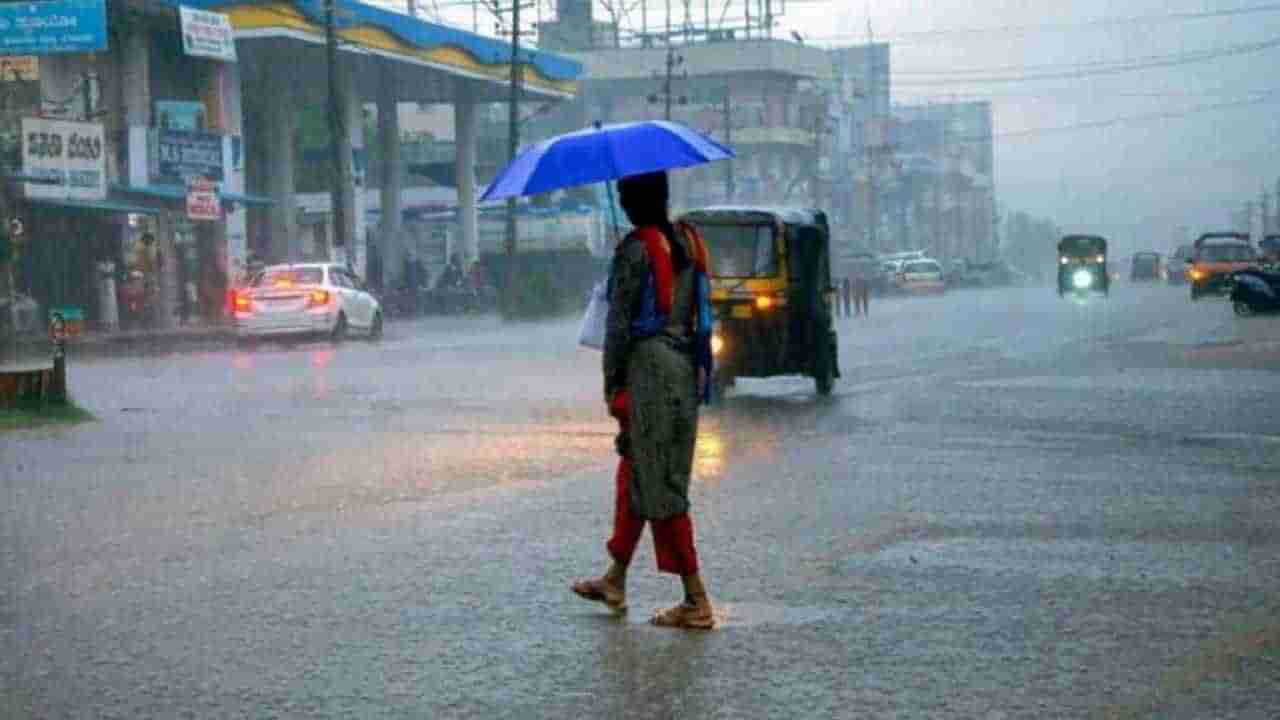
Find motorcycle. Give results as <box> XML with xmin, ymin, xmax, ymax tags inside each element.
<box><xmin>1230</xmin><ymin>267</ymin><xmax>1280</xmax><ymax>316</ymax></box>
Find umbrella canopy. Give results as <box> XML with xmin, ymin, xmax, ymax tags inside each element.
<box><xmin>480</xmin><ymin>120</ymin><xmax>734</xmax><ymax>202</ymax></box>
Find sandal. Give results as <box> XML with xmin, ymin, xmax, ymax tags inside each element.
<box><xmin>571</xmin><ymin>577</ymin><xmax>627</xmax><ymax>614</ymax></box>
<box><xmin>651</xmin><ymin>599</ymin><xmax>715</xmax><ymax>630</ymax></box>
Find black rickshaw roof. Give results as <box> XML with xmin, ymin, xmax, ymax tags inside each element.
<box><xmin>1058</xmin><ymin>235</ymin><xmax>1107</xmax><ymax>253</ymax></box>
<box><xmin>1195</xmin><ymin>232</ymin><xmax>1250</xmax><ymax>247</ymax></box>
<box><xmin>680</xmin><ymin>206</ymin><xmax>828</xmax><ymax>228</ymax></box>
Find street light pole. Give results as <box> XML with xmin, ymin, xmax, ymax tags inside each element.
<box><xmin>504</xmin><ymin>0</ymin><xmax>523</xmax><ymax>316</ymax></box>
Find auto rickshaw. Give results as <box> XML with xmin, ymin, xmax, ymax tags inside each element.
<box><xmin>1057</xmin><ymin>234</ymin><xmax>1109</xmax><ymax>297</ymax></box>
<box><xmin>678</xmin><ymin>206</ymin><xmax>840</xmax><ymax>398</ymax></box>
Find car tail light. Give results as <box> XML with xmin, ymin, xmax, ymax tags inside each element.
<box><xmin>306</xmin><ymin>290</ymin><xmax>331</xmax><ymax>308</ymax></box>
<box><xmin>232</xmin><ymin>291</ymin><xmax>253</xmax><ymax>313</ymax></box>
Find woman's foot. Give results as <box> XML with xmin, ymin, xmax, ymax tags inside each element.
<box><xmin>651</xmin><ymin>596</ymin><xmax>715</xmax><ymax>630</ymax></box>
<box><xmin>571</xmin><ymin>577</ymin><xmax>627</xmax><ymax>614</ymax></box>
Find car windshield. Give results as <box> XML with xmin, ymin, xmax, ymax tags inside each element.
<box><xmin>701</xmin><ymin>224</ymin><xmax>778</xmax><ymax>278</ymax></box>
<box><xmin>1197</xmin><ymin>245</ymin><xmax>1254</xmax><ymax>262</ymax></box>
<box><xmin>904</xmin><ymin>261</ymin><xmax>941</xmax><ymax>274</ymax></box>
<box><xmin>252</xmin><ymin>268</ymin><xmax>324</xmax><ymax>288</ymax></box>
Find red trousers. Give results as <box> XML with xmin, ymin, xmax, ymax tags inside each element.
<box><xmin>605</xmin><ymin>390</ymin><xmax>699</xmax><ymax>576</ymax></box>
<box><xmin>607</xmin><ymin>458</ymin><xmax>699</xmax><ymax>576</ymax></box>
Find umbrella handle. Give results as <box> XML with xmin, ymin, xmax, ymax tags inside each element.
<box><xmin>606</xmin><ymin>180</ymin><xmax>621</xmax><ymax>246</ymax></box>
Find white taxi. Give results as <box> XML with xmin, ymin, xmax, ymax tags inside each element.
<box><xmin>894</xmin><ymin>258</ymin><xmax>947</xmax><ymax>295</ymax></box>
<box><xmin>232</xmin><ymin>263</ymin><xmax>383</xmax><ymax>342</ymax></box>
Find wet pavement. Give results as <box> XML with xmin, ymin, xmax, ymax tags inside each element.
<box><xmin>2</xmin><ymin>283</ymin><xmax>1278</xmax><ymax>718</ymax></box>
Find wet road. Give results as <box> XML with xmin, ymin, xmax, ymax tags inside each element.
<box><xmin>3</xmin><ymin>283</ymin><xmax>1278</xmax><ymax>718</ymax></box>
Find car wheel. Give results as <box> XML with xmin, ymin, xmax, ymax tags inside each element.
<box><xmin>368</xmin><ymin>311</ymin><xmax>383</xmax><ymax>341</ymax></box>
<box><xmin>236</xmin><ymin>336</ymin><xmax>256</xmax><ymax>350</ymax></box>
<box><xmin>1190</xmin><ymin>290</ymin><xmax>1199</xmax><ymax>302</ymax></box>
<box><xmin>1233</xmin><ymin>301</ymin><xmax>1254</xmax><ymax>317</ymax></box>
<box><xmin>331</xmin><ymin>312</ymin><xmax>348</xmax><ymax>343</ymax></box>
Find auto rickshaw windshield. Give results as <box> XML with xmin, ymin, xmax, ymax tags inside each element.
<box><xmin>1059</xmin><ymin>236</ymin><xmax>1106</xmax><ymax>257</ymax></box>
<box><xmin>701</xmin><ymin>223</ymin><xmax>779</xmax><ymax>278</ymax></box>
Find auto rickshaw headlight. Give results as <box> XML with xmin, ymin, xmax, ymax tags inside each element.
<box><xmin>1072</xmin><ymin>269</ymin><xmax>1094</xmax><ymax>289</ymax></box>
<box><xmin>711</xmin><ymin>333</ymin><xmax>725</xmax><ymax>356</ymax></box>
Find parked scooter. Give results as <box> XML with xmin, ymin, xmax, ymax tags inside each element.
<box><xmin>1230</xmin><ymin>267</ymin><xmax>1280</xmax><ymax>316</ymax></box>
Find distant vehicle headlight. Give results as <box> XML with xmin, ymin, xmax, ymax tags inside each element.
<box><xmin>1060</xmin><ymin>256</ymin><xmax>1069</xmax><ymax>265</ymax></box>
<box><xmin>1095</xmin><ymin>254</ymin><xmax>1105</xmax><ymax>263</ymax></box>
<box><xmin>1072</xmin><ymin>269</ymin><xmax>1094</xmax><ymax>289</ymax></box>
<box><xmin>711</xmin><ymin>333</ymin><xmax>725</xmax><ymax>356</ymax></box>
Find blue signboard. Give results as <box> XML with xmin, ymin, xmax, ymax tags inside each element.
<box><xmin>0</xmin><ymin>0</ymin><xmax>108</xmax><ymax>56</ymax></box>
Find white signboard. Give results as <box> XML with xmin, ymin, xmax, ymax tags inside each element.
<box><xmin>179</xmin><ymin>6</ymin><xmax>236</xmax><ymax>62</ymax></box>
<box><xmin>186</xmin><ymin>178</ymin><xmax>221</xmax><ymax>221</ymax></box>
<box><xmin>22</xmin><ymin>117</ymin><xmax>105</xmax><ymax>201</ymax></box>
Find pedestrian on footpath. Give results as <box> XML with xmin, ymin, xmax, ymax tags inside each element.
<box><xmin>853</xmin><ymin>268</ymin><xmax>871</xmax><ymax>317</ymax></box>
<box><xmin>572</xmin><ymin>171</ymin><xmax>717</xmax><ymax>630</ymax></box>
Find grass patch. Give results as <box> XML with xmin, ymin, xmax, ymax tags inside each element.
<box><xmin>0</xmin><ymin>398</ymin><xmax>95</xmax><ymax>432</ymax></box>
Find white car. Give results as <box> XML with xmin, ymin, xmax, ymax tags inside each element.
<box><xmin>895</xmin><ymin>258</ymin><xmax>947</xmax><ymax>295</ymax></box>
<box><xmin>232</xmin><ymin>263</ymin><xmax>383</xmax><ymax>341</ymax></box>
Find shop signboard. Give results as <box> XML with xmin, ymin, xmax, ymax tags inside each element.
<box><xmin>186</xmin><ymin>178</ymin><xmax>220</xmax><ymax>221</ymax></box>
<box><xmin>21</xmin><ymin>117</ymin><xmax>105</xmax><ymax>201</ymax></box>
<box><xmin>0</xmin><ymin>0</ymin><xmax>108</xmax><ymax>55</ymax></box>
<box><xmin>157</xmin><ymin>129</ymin><xmax>224</xmax><ymax>183</ymax></box>
<box><xmin>178</xmin><ymin>6</ymin><xmax>237</xmax><ymax>62</ymax></box>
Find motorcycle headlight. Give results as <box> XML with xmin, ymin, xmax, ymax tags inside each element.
<box><xmin>1072</xmin><ymin>269</ymin><xmax>1094</xmax><ymax>289</ymax></box>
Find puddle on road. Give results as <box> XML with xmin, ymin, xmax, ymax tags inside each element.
<box><xmin>622</xmin><ymin>603</ymin><xmax>841</xmax><ymax>630</ymax></box>
<box><xmin>870</xmin><ymin>538</ymin><xmax>1258</xmax><ymax>586</ymax></box>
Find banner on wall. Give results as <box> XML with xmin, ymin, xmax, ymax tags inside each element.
<box><xmin>179</xmin><ymin>6</ymin><xmax>237</xmax><ymax>62</ymax></box>
<box><xmin>21</xmin><ymin>117</ymin><xmax>106</xmax><ymax>201</ymax></box>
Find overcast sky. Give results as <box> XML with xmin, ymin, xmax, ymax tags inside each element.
<box><xmin>428</xmin><ymin>0</ymin><xmax>1280</xmax><ymax>255</ymax></box>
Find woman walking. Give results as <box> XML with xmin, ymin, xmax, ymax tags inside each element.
<box><xmin>572</xmin><ymin>171</ymin><xmax>716</xmax><ymax>630</ymax></box>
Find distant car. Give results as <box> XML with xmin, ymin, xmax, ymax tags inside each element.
<box><xmin>232</xmin><ymin>262</ymin><xmax>383</xmax><ymax>342</ymax></box>
<box><xmin>895</xmin><ymin>259</ymin><xmax>946</xmax><ymax>295</ymax></box>
<box><xmin>1167</xmin><ymin>245</ymin><xmax>1193</xmax><ymax>285</ymax></box>
<box><xmin>1130</xmin><ymin>251</ymin><xmax>1162</xmax><ymax>281</ymax></box>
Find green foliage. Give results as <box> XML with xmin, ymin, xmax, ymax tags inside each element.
<box><xmin>0</xmin><ymin>397</ymin><xmax>95</xmax><ymax>431</ymax></box>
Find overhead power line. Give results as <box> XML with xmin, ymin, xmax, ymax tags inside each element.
<box><xmin>810</xmin><ymin>2</ymin><xmax>1280</xmax><ymax>46</ymax></box>
<box><xmin>945</xmin><ymin>93</ymin><xmax>1280</xmax><ymax>145</ymax></box>
<box><xmin>894</xmin><ymin>36</ymin><xmax>1280</xmax><ymax>86</ymax></box>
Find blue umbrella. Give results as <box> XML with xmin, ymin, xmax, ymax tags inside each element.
<box><xmin>479</xmin><ymin>120</ymin><xmax>735</xmax><ymax>202</ymax></box>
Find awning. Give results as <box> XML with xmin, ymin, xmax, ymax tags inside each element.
<box><xmin>114</xmin><ymin>183</ymin><xmax>275</xmax><ymax>207</ymax></box>
<box><xmin>26</xmin><ymin>197</ymin><xmax>162</xmax><ymax>216</ymax></box>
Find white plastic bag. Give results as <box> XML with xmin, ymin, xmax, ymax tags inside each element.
<box><xmin>578</xmin><ymin>279</ymin><xmax>609</xmax><ymax>350</ymax></box>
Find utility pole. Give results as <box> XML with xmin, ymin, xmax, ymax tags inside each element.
<box><xmin>647</xmin><ymin>47</ymin><xmax>686</xmax><ymax>121</ymax></box>
<box><xmin>722</xmin><ymin>87</ymin><xmax>734</xmax><ymax>201</ymax></box>
<box><xmin>504</xmin><ymin>0</ymin><xmax>523</xmax><ymax>315</ymax></box>
<box><xmin>325</xmin><ymin>0</ymin><xmax>349</xmax><ymax>256</ymax></box>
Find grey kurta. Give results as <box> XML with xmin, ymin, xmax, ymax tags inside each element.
<box><xmin>603</xmin><ymin>227</ymin><xmax>699</xmax><ymax>521</ymax></box>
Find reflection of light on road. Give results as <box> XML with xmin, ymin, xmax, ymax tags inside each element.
<box><xmin>694</xmin><ymin>424</ymin><xmax>725</xmax><ymax>482</ymax></box>
<box><xmin>310</xmin><ymin>349</ymin><xmax>334</xmax><ymax>369</ymax></box>
<box><xmin>231</xmin><ymin>352</ymin><xmax>254</xmax><ymax>371</ymax></box>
